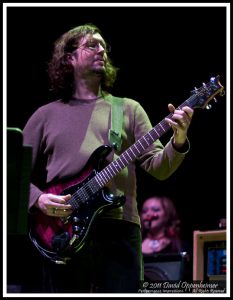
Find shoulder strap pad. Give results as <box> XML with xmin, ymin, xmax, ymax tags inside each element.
<box><xmin>108</xmin><ymin>97</ymin><xmax>124</xmax><ymax>151</ymax></box>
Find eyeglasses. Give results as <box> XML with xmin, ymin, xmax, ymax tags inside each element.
<box><xmin>78</xmin><ymin>40</ymin><xmax>111</xmax><ymax>53</ymax></box>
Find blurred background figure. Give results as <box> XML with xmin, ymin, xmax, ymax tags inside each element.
<box><xmin>140</xmin><ymin>195</ymin><xmax>183</xmax><ymax>254</ymax></box>
<box><xmin>140</xmin><ymin>195</ymin><xmax>192</xmax><ymax>282</ymax></box>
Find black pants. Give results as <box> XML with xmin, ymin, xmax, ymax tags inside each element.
<box><xmin>34</xmin><ymin>219</ymin><xmax>143</xmax><ymax>293</ymax></box>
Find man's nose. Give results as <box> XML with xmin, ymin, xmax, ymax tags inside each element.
<box><xmin>96</xmin><ymin>43</ymin><xmax>105</xmax><ymax>53</ymax></box>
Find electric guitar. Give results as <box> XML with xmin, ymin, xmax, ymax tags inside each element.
<box><xmin>30</xmin><ymin>75</ymin><xmax>225</xmax><ymax>264</ymax></box>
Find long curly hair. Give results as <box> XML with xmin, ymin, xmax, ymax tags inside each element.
<box><xmin>47</xmin><ymin>23</ymin><xmax>119</xmax><ymax>100</ymax></box>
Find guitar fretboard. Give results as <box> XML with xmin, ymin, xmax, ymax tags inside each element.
<box><xmin>94</xmin><ymin>99</ymin><xmax>189</xmax><ymax>188</ymax></box>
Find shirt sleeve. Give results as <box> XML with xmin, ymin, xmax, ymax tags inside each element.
<box><xmin>23</xmin><ymin>107</ymin><xmax>45</xmax><ymax>212</ymax></box>
<box><xmin>132</xmin><ymin>101</ymin><xmax>190</xmax><ymax>180</ymax></box>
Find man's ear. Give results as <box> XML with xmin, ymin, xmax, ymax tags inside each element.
<box><xmin>66</xmin><ymin>53</ymin><xmax>76</xmax><ymax>63</ymax></box>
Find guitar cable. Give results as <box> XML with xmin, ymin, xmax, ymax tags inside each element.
<box><xmin>29</xmin><ymin>230</ymin><xmax>69</xmax><ymax>264</ymax></box>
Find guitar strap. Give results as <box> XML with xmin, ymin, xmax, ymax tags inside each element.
<box><xmin>108</xmin><ymin>96</ymin><xmax>124</xmax><ymax>151</ymax></box>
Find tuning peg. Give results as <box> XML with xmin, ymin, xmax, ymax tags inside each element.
<box><xmin>213</xmin><ymin>97</ymin><xmax>218</xmax><ymax>103</ymax></box>
<box><xmin>194</xmin><ymin>87</ymin><xmax>198</xmax><ymax>93</ymax></box>
<box><xmin>202</xmin><ymin>82</ymin><xmax>206</xmax><ymax>87</ymax></box>
<box><xmin>206</xmin><ymin>104</ymin><xmax>212</xmax><ymax>110</ymax></box>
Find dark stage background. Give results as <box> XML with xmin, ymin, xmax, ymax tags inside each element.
<box><xmin>7</xmin><ymin>5</ymin><xmax>227</xmax><ymax>246</ymax></box>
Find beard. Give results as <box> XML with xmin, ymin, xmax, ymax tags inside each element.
<box><xmin>81</xmin><ymin>64</ymin><xmax>106</xmax><ymax>80</ymax></box>
<box><xmin>92</xmin><ymin>65</ymin><xmax>106</xmax><ymax>75</ymax></box>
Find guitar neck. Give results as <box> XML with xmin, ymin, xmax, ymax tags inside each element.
<box><xmin>95</xmin><ymin>99</ymin><xmax>190</xmax><ymax>188</ymax></box>
<box><xmin>94</xmin><ymin>76</ymin><xmax>225</xmax><ymax>189</ymax></box>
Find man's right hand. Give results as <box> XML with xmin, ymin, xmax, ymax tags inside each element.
<box><xmin>36</xmin><ymin>193</ymin><xmax>73</xmax><ymax>217</ymax></box>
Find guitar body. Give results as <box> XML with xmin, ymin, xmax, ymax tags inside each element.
<box><xmin>30</xmin><ymin>145</ymin><xmax>125</xmax><ymax>260</ymax></box>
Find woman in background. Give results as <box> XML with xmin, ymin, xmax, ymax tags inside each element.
<box><xmin>140</xmin><ymin>196</ymin><xmax>182</xmax><ymax>255</ymax></box>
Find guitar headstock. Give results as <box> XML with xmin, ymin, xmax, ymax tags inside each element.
<box><xmin>189</xmin><ymin>76</ymin><xmax>225</xmax><ymax>110</ymax></box>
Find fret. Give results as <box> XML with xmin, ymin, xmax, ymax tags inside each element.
<box><xmin>127</xmin><ymin>149</ymin><xmax>134</xmax><ymax>160</ymax></box>
<box><xmin>156</xmin><ymin>124</ymin><xmax>164</xmax><ymax>135</ymax></box>
<box><xmin>135</xmin><ymin>140</ymin><xmax>144</xmax><ymax>154</ymax></box>
<box><xmin>121</xmin><ymin>153</ymin><xmax>129</xmax><ymax>165</ymax></box>
<box><xmin>138</xmin><ymin>139</ymin><xmax>146</xmax><ymax>151</ymax></box>
<box><xmin>93</xmin><ymin>177</ymin><xmax>102</xmax><ymax>190</ymax></box>
<box><xmin>147</xmin><ymin>131</ymin><xmax>155</xmax><ymax>142</ymax></box>
<box><xmin>96</xmin><ymin>172</ymin><xmax>105</xmax><ymax>184</ymax></box>
<box><xmin>132</xmin><ymin>143</ymin><xmax>141</xmax><ymax>155</ymax></box>
<box><xmin>97</xmin><ymin>172</ymin><xmax>107</xmax><ymax>185</ymax></box>
<box><xmin>105</xmin><ymin>166</ymin><xmax>114</xmax><ymax>179</ymax></box>
<box><xmin>128</xmin><ymin>147</ymin><xmax>137</xmax><ymax>159</ymax></box>
<box><xmin>105</xmin><ymin>167</ymin><xmax>113</xmax><ymax>178</ymax></box>
<box><xmin>151</xmin><ymin>128</ymin><xmax>159</xmax><ymax>139</ymax></box>
<box><xmin>108</xmin><ymin>164</ymin><xmax>117</xmax><ymax>176</ymax></box>
<box><xmin>102</xmin><ymin>169</ymin><xmax>111</xmax><ymax>181</ymax></box>
<box><xmin>116</xmin><ymin>158</ymin><xmax>124</xmax><ymax>168</ymax></box>
<box><xmin>142</xmin><ymin>135</ymin><xmax>150</xmax><ymax>146</ymax></box>
<box><xmin>125</xmin><ymin>150</ymin><xmax>133</xmax><ymax>161</ymax></box>
<box><xmin>113</xmin><ymin>160</ymin><xmax>122</xmax><ymax>171</ymax></box>
<box><xmin>117</xmin><ymin>157</ymin><xmax>126</xmax><ymax>168</ymax></box>
<box><xmin>95</xmin><ymin>174</ymin><xmax>103</xmax><ymax>187</ymax></box>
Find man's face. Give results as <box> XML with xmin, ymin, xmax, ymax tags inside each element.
<box><xmin>70</xmin><ymin>33</ymin><xmax>108</xmax><ymax>77</ymax></box>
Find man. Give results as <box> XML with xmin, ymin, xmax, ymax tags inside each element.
<box><xmin>23</xmin><ymin>23</ymin><xmax>193</xmax><ymax>293</ymax></box>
